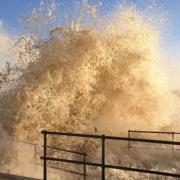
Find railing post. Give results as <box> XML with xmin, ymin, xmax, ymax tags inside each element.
<box><xmin>34</xmin><ymin>144</ymin><xmax>37</xmax><ymax>162</ymax></box>
<box><xmin>42</xmin><ymin>130</ymin><xmax>47</xmax><ymax>180</ymax></box>
<box><xmin>102</xmin><ymin>135</ymin><xmax>105</xmax><ymax>180</ymax></box>
<box><xmin>172</xmin><ymin>132</ymin><xmax>174</xmax><ymax>151</ymax></box>
<box><xmin>128</xmin><ymin>130</ymin><xmax>131</xmax><ymax>150</ymax></box>
<box><xmin>83</xmin><ymin>154</ymin><xmax>87</xmax><ymax>180</ymax></box>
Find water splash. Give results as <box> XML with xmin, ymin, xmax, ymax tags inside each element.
<box><xmin>0</xmin><ymin>1</ymin><xmax>180</xmax><ymax>179</ymax></box>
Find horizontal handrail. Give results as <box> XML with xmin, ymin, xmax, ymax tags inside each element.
<box><xmin>128</xmin><ymin>146</ymin><xmax>180</xmax><ymax>150</ymax></box>
<box><xmin>34</xmin><ymin>162</ymin><xmax>86</xmax><ymax>177</ymax></box>
<box><xmin>45</xmin><ymin>145</ymin><xmax>87</xmax><ymax>156</ymax></box>
<box><xmin>41</xmin><ymin>130</ymin><xmax>101</xmax><ymax>138</ymax></box>
<box><xmin>129</xmin><ymin>130</ymin><xmax>180</xmax><ymax>135</ymax></box>
<box><xmin>49</xmin><ymin>165</ymin><xmax>87</xmax><ymax>177</ymax></box>
<box><xmin>41</xmin><ymin>131</ymin><xmax>180</xmax><ymax>145</ymax></box>
<box><xmin>0</xmin><ymin>136</ymin><xmax>38</xmax><ymax>146</ymax></box>
<box><xmin>0</xmin><ymin>136</ymin><xmax>86</xmax><ymax>155</ymax></box>
<box><xmin>128</xmin><ymin>130</ymin><xmax>180</xmax><ymax>150</ymax></box>
<box><xmin>105</xmin><ymin>136</ymin><xmax>180</xmax><ymax>145</ymax></box>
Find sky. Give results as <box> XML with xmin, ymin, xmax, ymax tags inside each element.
<box><xmin>0</xmin><ymin>0</ymin><xmax>179</xmax><ymax>32</ymax></box>
<box><xmin>0</xmin><ymin>0</ymin><xmax>179</xmax><ymax>54</ymax></box>
<box><xmin>0</xmin><ymin>0</ymin><xmax>180</xmax><ymax>88</ymax></box>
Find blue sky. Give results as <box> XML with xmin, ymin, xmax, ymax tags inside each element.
<box><xmin>0</xmin><ymin>0</ymin><xmax>180</xmax><ymax>56</ymax></box>
<box><xmin>0</xmin><ymin>0</ymin><xmax>37</xmax><ymax>35</ymax></box>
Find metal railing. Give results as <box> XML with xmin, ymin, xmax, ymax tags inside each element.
<box><xmin>128</xmin><ymin>130</ymin><xmax>180</xmax><ymax>150</ymax></box>
<box><xmin>0</xmin><ymin>136</ymin><xmax>39</xmax><ymax>159</ymax></box>
<box><xmin>41</xmin><ymin>130</ymin><xmax>180</xmax><ymax>180</ymax></box>
<box><xmin>44</xmin><ymin>145</ymin><xmax>87</xmax><ymax>179</ymax></box>
<box><xmin>0</xmin><ymin>136</ymin><xmax>87</xmax><ymax>178</ymax></box>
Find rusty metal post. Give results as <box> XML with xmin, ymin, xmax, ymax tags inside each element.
<box><xmin>128</xmin><ymin>130</ymin><xmax>131</xmax><ymax>150</ymax></box>
<box><xmin>102</xmin><ymin>135</ymin><xmax>105</xmax><ymax>180</ymax></box>
<box><xmin>42</xmin><ymin>130</ymin><xmax>47</xmax><ymax>180</ymax></box>
<box><xmin>172</xmin><ymin>132</ymin><xmax>175</xmax><ymax>151</ymax></box>
<box><xmin>83</xmin><ymin>154</ymin><xmax>87</xmax><ymax>180</ymax></box>
<box><xmin>34</xmin><ymin>144</ymin><xmax>37</xmax><ymax>162</ymax></box>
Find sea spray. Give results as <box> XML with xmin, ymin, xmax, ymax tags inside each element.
<box><xmin>0</xmin><ymin>1</ymin><xmax>179</xmax><ymax>179</ymax></box>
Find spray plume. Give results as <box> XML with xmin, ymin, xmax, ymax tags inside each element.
<box><xmin>0</xmin><ymin>1</ymin><xmax>180</xmax><ymax>179</ymax></box>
